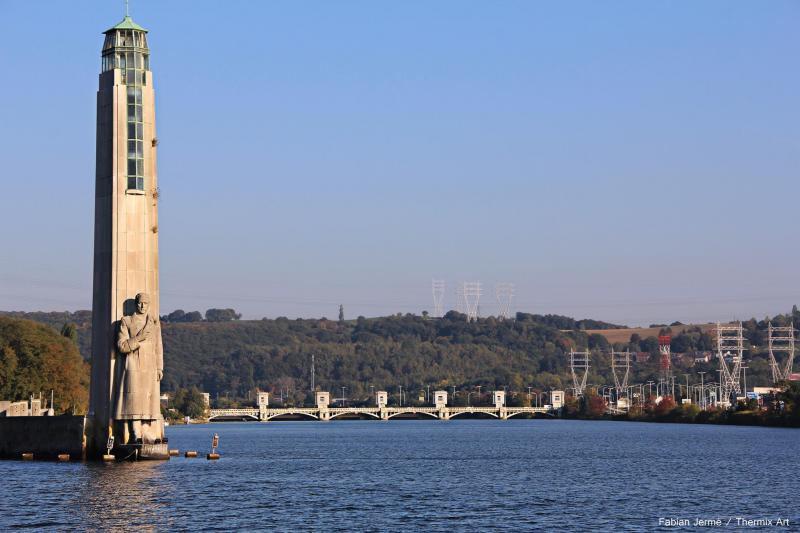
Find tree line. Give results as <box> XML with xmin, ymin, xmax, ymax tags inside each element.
<box><xmin>0</xmin><ymin>316</ymin><xmax>88</xmax><ymax>413</ymax></box>
<box><xmin>2</xmin><ymin>307</ymin><xmax>798</xmax><ymax>409</ymax></box>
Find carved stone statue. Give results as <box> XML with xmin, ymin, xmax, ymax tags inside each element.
<box><xmin>114</xmin><ymin>292</ymin><xmax>164</xmax><ymax>444</ymax></box>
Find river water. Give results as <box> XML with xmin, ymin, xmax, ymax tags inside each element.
<box><xmin>1</xmin><ymin>420</ymin><xmax>797</xmax><ymax>531</ymax></box>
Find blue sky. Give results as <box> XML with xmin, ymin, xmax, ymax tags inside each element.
<box><xmin>1</xmin><ymin>1</ymin><xmax>798</xmax><ymax>325</ymax></box>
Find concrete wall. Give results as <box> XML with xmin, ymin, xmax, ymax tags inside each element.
<box><xmin>1</xmin><ymin>402</ymin><xmax>29</xmax><ymax>417</ymax></box>
<box><xmin>0</xmin><ymin>416</ymin><xmax>85</xmax><ymax>459</ymax></box>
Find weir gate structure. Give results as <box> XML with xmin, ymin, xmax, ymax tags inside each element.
<box><xmin>208</xmin><ymin>390</ymin><xmax>559</xmax><ymax>422</ymax></box>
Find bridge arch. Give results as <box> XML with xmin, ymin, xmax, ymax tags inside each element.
<box><xmin>208</xmin><ymin>414</ymin><xmax>259</xmax><ymax>422</ymax></box>
<box><xmin>266</xmin><ymin>411</ymin><xmax>319</xmax><ymax>421</ymax></box>
<box><xmin>505</xmin><ymin>411</ymin><xmax>534</xmax><ymax>419</ymax></box>
<box><xmin>329</xmin><ymin>411</ymin><xmax>381</xmax><ymax>420</ymax></box>
<box><xmin>448</xmin><ymin>410</ymin><xmax>499</xmax><ymax>419</ymax></box>
<box><xmin>387</xmin><ymin>410</ymin><xmax>439</xmax><ymax>420</ymax></box>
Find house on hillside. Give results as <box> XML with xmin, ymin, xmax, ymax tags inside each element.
<box><xmin>693</xmin><ymin>352</ymin><xmax>713</xmax><ymax>364</ymax></box>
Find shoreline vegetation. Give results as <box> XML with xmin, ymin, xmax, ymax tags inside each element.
<box><xmin>562</xmin><ymin>384</ymin><xmax>800</xmax><ymax>428</ymax></box>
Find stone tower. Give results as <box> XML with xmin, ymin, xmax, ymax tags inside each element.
<box><xmin>86</xmin><ymin>14</ymin><xmax>163</xmax><ymax>458</ymax></box>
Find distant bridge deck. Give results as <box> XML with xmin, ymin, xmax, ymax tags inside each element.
<box><xmin>208</xmin><ymin>406</ymin><xmax>553</xmax><ymax>422</ymax></box>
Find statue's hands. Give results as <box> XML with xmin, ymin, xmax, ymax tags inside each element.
<box><xmin>124</xmin><ymin>339</ymin><xmax>139</xmax><ymax>353</ymax></box>
<box><xmin>135</xmin><ymin>327</ymin><xmax>150</xmax><ymax>343</ymax></box>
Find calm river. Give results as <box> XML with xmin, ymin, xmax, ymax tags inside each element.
<box><xmin>1</xmin><ymin>420</ymin><xmax>797</xmax><ymax>531</ymax></box>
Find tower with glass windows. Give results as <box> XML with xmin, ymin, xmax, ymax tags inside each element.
<box><xmin>87</xmin><ymin>14</ymin><xmax>163</xmax><ymax>457</ymax></box>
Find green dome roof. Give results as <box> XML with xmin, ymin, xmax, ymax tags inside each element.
<box><xmin>105</xmin><ymin>16</ymin><xmax>147</xmax><ymax>34</ymax></box>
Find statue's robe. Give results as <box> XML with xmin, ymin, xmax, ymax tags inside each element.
<box><xmin>114</xmin><ymin>314</ymin><xmax>163</xmax><ymax>420</ymax></box>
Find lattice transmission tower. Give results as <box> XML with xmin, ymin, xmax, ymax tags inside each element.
<box><xmin>569</xmin><ymin>350</ymin><xmax>590</xmax><ymax>397</ymax></box>
<box><xmin>716</xmin><ymin>321</ymin><xmax>746</xmax><ymax>403</ymax></box>
<box><xmin>768</xmin><ymin>321</ymin><xmax>795</xmax><ymax>383</ymax></box>
<box><xmin>658</xmin><ymin>334</ymin><xmax>672</xmax><ymax>397</ymax></box>
<box><xmin>461</xmin><ymin>282</ymin><xmax>482</xmax><ymax>322</ymax></box>
<box><xmin>495</xmin><ymin>283</ymin><xmax>514</xmax><ymax>320</ymax></box>
<box><xmin>455</xmin><ymin>284</ymin><xmax>464</xmax><ymax>314</ymax></box>
<box><xmin>431</xmin><ymin>279</ymin><xmax>445</xmax><ymax>318</ymax></box>
<box><xmin>611</xmin><ymin>349</ymin><xmax>631</xmax><ymax>396</ymax></box>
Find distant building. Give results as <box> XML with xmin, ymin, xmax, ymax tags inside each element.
<box><xmin>635</xmin><ymin>352</ymin><xmax>650</xmax><ymax>363</ymax></box>
<box><xmin>434</xmin><ymin>390</ymin><xmax>448</xmax><ymax>408</ymax></box>
<box><xmin>255</xmin><ymin>392</ymin><xmax>266</xmax><ymax>408</ymax></box>
<box><xmin>375</xmin><ymin>391</ymin><xmax>388</xmax><ymax>408</ymax></box>
<box><xmin>0</xmin><ymin>398</ymin><xmax>51</xmax><ymax>417</ymax></box>
<box><xmin>752</xmin><ymin>387</ymin><xmax>783</xmax><ymax>396</ymax></box>
<box><xmin>315</xmin><ymin>391</ymin><xmax>330</xmax><ymax>409</ymax></box>
<box><xmin>693</xmin><ymin>352</ymin><xmax>712</xmax><ymax>364</ymax></box>
<box><xmin>550</xmin><ymin>390</ymin><xmax>564</xmax><ymax>409</ymax></box>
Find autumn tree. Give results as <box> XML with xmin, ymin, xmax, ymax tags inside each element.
<box><xmin>0</xmin><ymin>317</ymin><xmax>88</xmax><ymax>413</ymax></box>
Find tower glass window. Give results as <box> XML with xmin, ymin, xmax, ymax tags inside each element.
<box><xmin>101</xmin><ymin>19</ymin><xmax>150</xmax><ymax>191</ymax></box>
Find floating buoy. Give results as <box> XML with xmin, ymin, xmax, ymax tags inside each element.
<box><xmin>102</xmin><ymin>454</ymin><xmax>115</xmax><ymax>462</ymax></box>
<box><xmin>57</xmin><ymin>454</ymin><xmax>70</xmax><ymax>462</ymax></box>
<box><xmin>184</xmin><ymin>451</ymin><xmax>198</xmax><ymax>458</ymax></box>
<box><xmin>21</xmin><ymin>453</ymin><xmax>33</xmax><ymax>461</ymax></box>
<box><xmin>168</xmin><ymin>449</ymin><xmax>179</xmax><ymax>456</ymax></box>
<box><xmin>206</xmin><ymin>453</ymin><xmax>220</xmax><ymax>460</ymax></box>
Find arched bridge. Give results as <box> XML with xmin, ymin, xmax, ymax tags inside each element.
<box><xmin>208</xmin><ymin>405</ymin><xmax>552</xmax><ymax>422</ymax></box>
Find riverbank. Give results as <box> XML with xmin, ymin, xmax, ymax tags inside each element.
<box><xmin>563</xmin><ymin>382</ymin><xmax>800</xmax><ymax>428</ymax></box>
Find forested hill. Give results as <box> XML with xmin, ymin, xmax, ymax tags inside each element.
<box><xmin>2</xmin><ymin>308</ymin><xmax>793</xmax><ymax>404</ymax></box>
<box><xmin>0</xmin><ymin>310</ymin><xmax>622</xmax><ymax>401</ymax></box>
<box><xmin>0</xmin><ymin>316</ymin><xmax>88</xmax><ymax>412</ymax></box>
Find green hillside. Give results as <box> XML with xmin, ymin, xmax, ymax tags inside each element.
<box><xmin>0</xmin><ymin>316</ymin><xmax>89</xmax><ymax>413</ymax></box>
<box><xmin>2</xmin><ymin>308</ymin><xmax>791</xmax><ymax>406</ymax></box>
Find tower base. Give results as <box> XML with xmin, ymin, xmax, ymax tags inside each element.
<box><xmin>114</xmin><ymin>441</ymin><xmax>170</xmax><ymax>461</ymax></box>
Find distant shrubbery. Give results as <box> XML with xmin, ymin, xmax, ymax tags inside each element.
<box><xmin>0</xmin><ymin>316</ymin><xmax>88</xmax><ymax>413</ymax></box>
<box><xmin>161</xmin><ymin>308</ymin><xmax>241</xmax><ymax>323</ymax></box>
<box><xmin>565</xmin><ymin>382</ymin><xmax>800</xmax><ymax>427</ymax></box>
<box><xmin>164</xmin><ymin>386</ymin><xmax>208</xmax><ymax>421</ymax></box>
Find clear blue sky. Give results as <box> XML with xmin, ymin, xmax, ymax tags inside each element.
<box><xmin>1</xmin><ymin>1</ymin><xmax>798</xmax><ymax>325</ymax></box>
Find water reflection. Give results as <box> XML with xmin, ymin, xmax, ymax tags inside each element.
<box><xmin>75</xmin><ymin>461</ymin><xmax>172</xmax><ymax>531</ymax></box>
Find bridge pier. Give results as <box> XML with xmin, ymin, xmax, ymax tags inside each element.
<box><xmin>433</xmin><ymin>390</ymin><xmax>450</xmax><ymax>420</ymax></box>
<box><xmin>376</xmin><ymin>392</ymin><xmax>389</xmax><ymax>420</ymax></box>
<box><xmin>316</xmin><ymin>392</ymin><xmax>330</xmax><ymax>421</ymax></box>
<box><xmin>258</xmin><ymin>392</ymin><xmax>269</xmax><ymax>421</ymax></box>
<box><xmin>494</xmin><ymin>391</ymin><xmax>508</xmax><ymax>420</ymax></box>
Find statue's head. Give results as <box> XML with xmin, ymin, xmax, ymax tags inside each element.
<box><xmin>135</xmin><ymin>293</ymin><xmax>151</xmax><ymax>315</ymax></box>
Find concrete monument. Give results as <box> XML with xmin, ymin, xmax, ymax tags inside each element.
<box><xmin>114</xmin><ymin>292</ymin><xmax>164</xmax><ymax>444</ymax></box>
<box><xmin>86</xmin><ymin>13</ymin><xmax>167</xmax><ymax>459</ymax></box>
